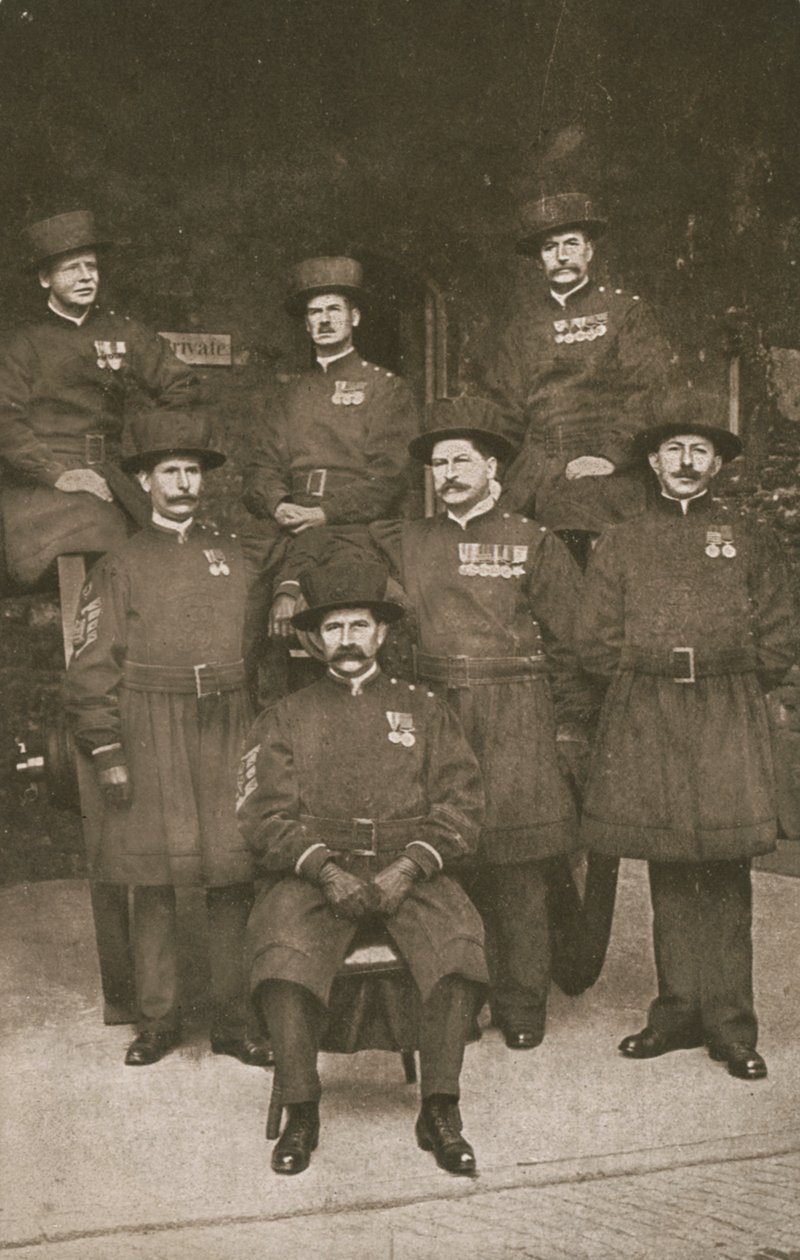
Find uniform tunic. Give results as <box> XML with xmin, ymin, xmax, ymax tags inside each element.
<box><xmin>238</xmin><ymin>670</ymin><xmax>488</xmax><ymax>1006</ymax></box>
<box><xmin>64</xmin><ymin>522</ymin><xmax>253</xmax><ymax>887</ymax></box>
<box><xmin>0</xmin><ymin>307</ymin><xmax>197</xmax><ymax>583</ymax></box>
<box><xmin>243</xmin><ymin>349</ymin><xmax>421</xmax><ymax>526</ymax></box>
<box><xmin>577</xmin><ymin>493</ymin><xmax>799</xmax><ymax>861</ymax></box>
<box><xmin>368</xmin><ymin>508</ymin><xmax>594</xmax><ymax>864</ymax></box>
<box><xmin>483</xmin><ymin>283</ymin><xmax>671</xmax><ymax>531</ymax></box>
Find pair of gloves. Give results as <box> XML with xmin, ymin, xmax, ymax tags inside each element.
<box><xmin>317</xmin><ymin>856</ymin><xmax>421</xmax><ymax>920</ymax></box>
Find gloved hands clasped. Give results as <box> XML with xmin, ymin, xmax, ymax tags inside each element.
<box><xmin>316</xmin><ymin>855</ymin><xmax>423</xmax><ymax>920</ymax></box>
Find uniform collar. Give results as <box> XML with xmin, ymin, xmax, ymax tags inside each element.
<box><xmin>326</xmin><ymin>660</ymin><xmax>381</xmax><ymax>695</ymax></box>
<box><xmin>654</xmin><ymin>489</ymin><xmax>714</xmax><ymax>517</ymax></box>
<box><xmin>150</xmin><ymin>511</ymin><xmax>195</xmax><ymax>540</ymax></box>
<box><xmin>445</xmin><ymin>487</ymin><xmax>501</xmax><ymax>529</ymax></box>
<box><xmin>316</xmin><ymin>346</ymin><xmax>357</xmax><ymax>373</ymax></box>
<box><xmin>47</xmin><ymin>298</ymin><xmax>94</xmax><ymax>327</ymax></box>
<box><xmin>549</xmin><ymin>276</ymin><xmax>590</xmax><ymax>308</ymax></box>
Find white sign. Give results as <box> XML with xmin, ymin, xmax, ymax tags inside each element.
<box><xmin>159</xmin><ymin>332</ymin><xmax>232</xmax><ymax>366</ymax></box>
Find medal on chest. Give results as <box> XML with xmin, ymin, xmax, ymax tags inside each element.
<box><xmin>705</xmin><ymin>525</ymin><xmax>736</xmax><ymax>560</ymax></box>
<box><xmin>331</xmin><ymin>379</ymin><xmax>366</xmax><ymax>405</ymax></box>
<box><xmin>457</xmin><ymin>542</ymin><xmax>528</xmax><ymax>578</ymax></box>
<box><xmin>94</xmin><ymin>340</ymin><xmax>127</xmax><ymax>370</ymax></box>
<box><xmin>386</xmin><ymin>711</ymin><xmax>416</xmax><ymax>747</ymax></box>
<box><xmin>552</xmin><ymin>312</ymin><xmax>608</xmax><ymax>345</ymax></box>
<box><xmin>203</xmin><ymin>548</ymin><xmax>231</xmax><ymax>576</ymax></box>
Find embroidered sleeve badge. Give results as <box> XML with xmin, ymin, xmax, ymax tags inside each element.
<box><xmin>236</xmin><ymin>745</ymin><xmax>260</xmax><ymax>812</ymax></box>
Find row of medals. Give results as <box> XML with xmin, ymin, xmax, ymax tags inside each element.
<box><xmin>458</xmin><ymin>543</ymin><xmax>528</xmax><ymax>578</ymax></box>
<box><xmin>203</xmin><ymin>548</ymin><xmax>231</xmax><ymax>576</ymax></box>
<box><xmin>387</xmin><ymin>712</ymin><xmax>416</xmax><ymax>747</ymax></box>
<box><xmin>705</xmin><ymin>528</ymin><xmax>737</xmax><ymax>559</ymax></box>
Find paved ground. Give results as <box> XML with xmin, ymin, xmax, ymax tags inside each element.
<box><xmin>1</xmin><ymin>862</ymin><xmax>799</xmax><ymax>1259</ymax></box>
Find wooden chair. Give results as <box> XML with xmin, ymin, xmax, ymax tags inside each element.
<box><xmin>265</xmin><ymin>921</ymin><xmax>418</xmax><ymax>1140</ymax></box>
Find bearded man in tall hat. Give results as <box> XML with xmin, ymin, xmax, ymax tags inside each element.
<box><xmin>65</xmin><ymin>412</ymin><xmax>271</xmax><ymax>1070</ymax></box>
<box><xmin>482</xmin><ymin>192</ymin><xmax>672</xmax><ymax>565</ymax></box>
<box><xmin>238</xmin><ymin>561</ymin><xmax>487</xmax><ymax>1177</ymax></box>
<box><xmin>240</xmin><ymin>255</ymin><xmax>421</xmax><ymax>703</ymax></box>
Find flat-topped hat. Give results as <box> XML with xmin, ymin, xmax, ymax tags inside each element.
<box><xmin>24</xmin><ymin>210</ymin><xmax>114</xmax><ymax>268</ymax></box>
<box><xmin>516</xmin><ymin>192</ymin><xmax>607</xmax><ymax>256</ymax></box>
<box><xmin>632</xmin><ymin>395</ymin><xmax>742</xmax><ymax>465</ymax></box>
<box><xmin>286</xmin><ymin>255</ymin><xmax>365</xmax><ymax>316</ymax></box>
<box><xmin>120</xmin><ymin>411</ymin><xmax>226</xmax><ymax>473</ymax></box>
<box><xmin>408</xmin><ymin>396</ymin><xmax>517</xmax><ymax>465</ymax></box>
<box><xmin>292</xmin><ymin>561</ymin><xmax>404</xmax><ymax>632</ymax></box>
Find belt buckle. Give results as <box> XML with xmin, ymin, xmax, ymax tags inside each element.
<box><xmin>351</xmin><ymin>817</ymin><xmax>377</xmax><ymax>857</ymax></box>
<box><xmin>671</xmin><ymin>646</ymin><xmax>695</xmax><ymax>684</ymax></box>
<box><xmin>193</xmin><ymin>663</ymin><xmax>220</xmax><ymax>699</ymax></box>
<box><xmin>85</xmin><ymin>433</ymin><xmax>106</xmax><ymax>465</ymax></box>
<box><xmin>448</xmin><ymin>655</ymin><xmax>470</xmax><ymax>689</ymax></box>
<box><xmin>306</xmin><ymin>468</ymin><xmax>327</xmax><ymax>498</ymax></box>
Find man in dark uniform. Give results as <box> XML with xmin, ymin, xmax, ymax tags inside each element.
<box><xmin>482</xmin><ymin>192</ymin><xmax>672</xmax><ymax>563</ymax></box>
<box><xmin>269</xmin><ymin>398</ymin><xmax>595</xmax><ymax>1050</ymax></box>
<box><xmin>64</xmin><ymin>412</ymin><xmax>271</xmax><ymax>1070</ymax></box>
<box><xmin>238</xmin><ymin>563</ymin><xmax>488</xmax><ymax>1176</ymax></box>
<box><xmin>577</xmin><ymin>403</ymin><xmax>798</xmax><ymax>1080</ymax></box>
<box><xmin>0</xmin><ymin>210</ymin><xmax>199</xmax><ymax>1027</ymax></box>
<box><xmin>240</xmin><ymin>255</ymin><xmax>421</xmax><ymax>700</ymax></box>
<box><xmin>0</xmin><ymin>209</ymin><xmax>198</xmax><ymax>587</ymax></box>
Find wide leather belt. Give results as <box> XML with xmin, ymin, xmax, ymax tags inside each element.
<box><xmin>619</xmin><ymin>645</ymin><xmax>758</xmax><ymax>684</ymax></box>
<box><xmin>300</xmin><ymin>815</ymin><xmax>426</xmax><ymax>857</ymax></box>
<box><xmin>290</xmin><ymin>468</ymin><xmax>362</xmax><ymax>500</ymax></box>
<box><xmin>414</xmin><ymin>651</ymin><xmax>547</xmax><ymax>688</ymax></box>
<box><xmin>122</xmin><ymin>659</ymin><xmax>245</xmax><ymax>697</ymax></box>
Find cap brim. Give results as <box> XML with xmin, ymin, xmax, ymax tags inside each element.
<box><xmin>119</xmin><ymin>447</ymin><xmax>226</xmax><ymax>473</ymax></box>
<box><xmin>292</xmin><ymin>598</ymin><xmax>404</xmax><ymax>632</ymax></box>
<box><xmin>633</xmin><ymin>424</ymin><xmax>742</xmax><ymax>465</ymax></box>
<box><xmin>27</xmin><ymin>239</ymin><xmax>117</xmax><ymax>270</ymax></box>
<box><xmin>408</xmin><ymin>426</ymin><xmax>516</xmax><ymax>465</ymax></box>
<box><xmin>285</xmin><ymin>285</ymin><xmax>366</xmax><ymax>317</ymax></box>
<box><xmin>515</xmin><ymin>218</ymin><xmax>607</xmax><ymax>256</ymax></box>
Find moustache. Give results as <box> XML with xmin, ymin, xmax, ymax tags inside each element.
<box><xmin>167</xmin><ymin>495</ymin><xmax>198</xmax><ymax>505</ymax></box>
<box><xmin>332</xmin><ymin>647</ymin><xmax>366</xmax><ymax>660</ymax></box>
<box><xmin>675</xmin><ymin>468</ymin><xmax>702</xmax><ymax>480</ymax></box>
<box><xmin>441</xmin><ymin>480</ymin><xmax>468</xmax><ymax>491</ymax></box>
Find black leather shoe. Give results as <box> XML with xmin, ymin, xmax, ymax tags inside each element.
<box><xmin>503</xmin><ymin>1028</ymin><xmax>544</xmax><ymax>1051</ymax></box>
<box><xmin>271</xmin><ymin>1102</ymin><xmax>320</xmax><ymax>1176</ymax></box>
<box><xmin>124</xmin><ymin>1030</ymin><xmax>178</xmax><ymax>1066</ymax></box>
<box><xmin>618</xmin><ymin>1026</ymin><xmax>703</xmax><ymax>1059</ymax></box>
<box><xmin>708</xmin><ymin>1044</ymin><xmax>767</xmax><ymax>1080</ymax></box>
<box><xmin>210</xmin><ymin>1035</ymin><xmax>275</xmax><ymax>1068</ymax></box>
<box><xmin>416</xmin><ymin>1096</ymin><xmax>477</xmax><ymax>1176</ymax></box>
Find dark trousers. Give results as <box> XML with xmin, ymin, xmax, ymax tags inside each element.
<box><xmin>133</xmin><ymin>883</ymin><xmax>253</xmax><ymax>1038</ymax></box>
<box><xmin>260</xmin><ymin>975</ymin><xmax>477</xmax><ymax>1106</ymax></box>
<box><xmin>90</xmin><ymin>882</ymin><xmax>136</xmax><ymax>1024</ymax></box>
<box><xmin>460</xmin><ymin>860</ymin><xmax>550</xmax><ymax>1034</ymax></box>
<box><xmin>647</xmin><ymin>859</ymin><xmax>757</xmax><ymax>1049</ymax></box>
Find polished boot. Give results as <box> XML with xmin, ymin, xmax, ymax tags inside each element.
<box><xmin>210</xmin><ymin>1035</ymin><xmax>275</xmax><ymax>1068</ymax></box>
<box><xmin>500</xmin><ymin>1026</ymin><xmax>544</xmax><ymax>1051</ymax></box>
<box><xmin>124</xmin><ymin>1029</ymin><xmax>179</xmax><ymax>1066</ymax></box>
<box><xmin>708</xmin><ymin>1044</ymin><xmax>767</xmax><ymax>1080</ymax></box>
<box><xmin>618</xmin><ymin>1026</ymin><xmax>703</xmax><ymax>1059</ymax></box>
<box><xmin>271</xmin><ymin>1102</ymin><xmax>320</xmax><ymax>1175</ymax></box>
<box><xmin>416</xmin><ymin>1095</ymin><xmax>476</xmax><ymax>1176</ymax></box>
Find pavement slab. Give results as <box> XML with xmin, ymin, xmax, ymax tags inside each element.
<box><xmin>1</xmin><ymin>862</ymin><xmax>799</xmax><ymax>1256</ymax></box>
